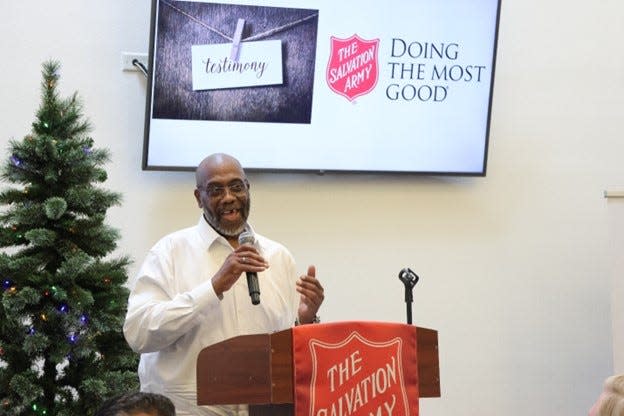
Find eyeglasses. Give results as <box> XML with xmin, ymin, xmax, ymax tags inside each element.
<box><xmin>199</xmin><ymin>179</ymin><xmax>249</xmax><ymax>199</ymax></box>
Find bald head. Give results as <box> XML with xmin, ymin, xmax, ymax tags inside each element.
<box><xmin>196</xmin><ymin>153</ymin><xmax>246</xmax><ymax>188</ymax></box>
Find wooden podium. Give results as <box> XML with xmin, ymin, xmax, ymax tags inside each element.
<box><xmin>197</xmin><ymin>323</ymin><xmax>439</xmax><ymax>416</ymax></box>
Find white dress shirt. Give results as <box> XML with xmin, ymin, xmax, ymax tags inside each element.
<box><xmin>123</xmin><ymin>216</ymin><xmax>299</xmax><ymax>416</ymax></box>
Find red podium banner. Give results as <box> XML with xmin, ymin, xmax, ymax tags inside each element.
<box><xmin>293</xmin><ymin>322</ymin><xmax>419</xmax><ymax>416</ymax></box>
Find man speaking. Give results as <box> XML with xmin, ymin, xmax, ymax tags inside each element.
<box><xmin>124</xmin><ymin>153</ymin><xmax>325</xmax><ymax>416</ymax></box>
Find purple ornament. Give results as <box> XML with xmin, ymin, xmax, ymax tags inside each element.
<box><xmin>2</xmin><ymin>280</ymin><xmax>11</xmax><ymax>290</ymax></box>
<box><xmin>10</xmin><ymin>155</ymin><xmax>22</xmax><ymax>167</ymax></box>
<box><xmin>82</xmin><ymin>146</ymin><xmax>93</xmax><ymax>155</ymax></box>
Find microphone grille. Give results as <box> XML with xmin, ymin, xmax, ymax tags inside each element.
<box><xmin>238</xmin><ymin>230</ymin><xmax>255</xmax><ymax>245</ymax></box>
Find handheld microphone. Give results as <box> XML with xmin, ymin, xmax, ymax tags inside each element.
<box><xmin>238</xmin><ymin>230</ymin><xmax>260</xmax><ymax>305</ymax></box>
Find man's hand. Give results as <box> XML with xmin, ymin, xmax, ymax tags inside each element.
<box><xmin>211</xmin><ymin>246</ymin><xmax>268</xmax><ymax>298</ymax></box>
<box><xmin>297</xmin><ymin>265</ymin><xmax>324</xmax><ymax>324</ymax></box>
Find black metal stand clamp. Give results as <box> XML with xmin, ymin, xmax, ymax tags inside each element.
<box><xmin>398</xmin><ymin>268</ymin><xmax>419</xmax><ymax>325</ymax></box>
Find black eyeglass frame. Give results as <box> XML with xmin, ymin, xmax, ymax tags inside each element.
<box><xmin>197</xmin><ymin>179</ymin><xmax>249</xmax><ymax>199</ymax></box>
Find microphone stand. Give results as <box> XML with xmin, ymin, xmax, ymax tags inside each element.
<box><xmin>398</xmin><ymin>268</ymin><xmax>419</xmax><ymax>325</ymax></box>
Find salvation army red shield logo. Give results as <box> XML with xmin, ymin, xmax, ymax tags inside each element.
<box><xmin>293</xmin><ymin>322</ymin><xmax>418</xmax><ymax>416</ymax></box>
<box><xmin>326</xmin><ymin>35</ymin><xmax>380</xmax><ymax>101</ymax></box>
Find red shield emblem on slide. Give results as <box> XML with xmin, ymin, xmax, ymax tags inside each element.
<box><xmin>307</xmin><ymin>332</ymin><xmax>411</xmax><ymax>416</ymax></box>
<box><xmin>326</xmin><ymin>34</ymin><xmax>380</xmax><ymax>101</ymax></box>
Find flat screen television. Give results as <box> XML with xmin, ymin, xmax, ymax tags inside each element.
<box><xmin>143</xmin><ymin>0</ymin><xmax>501</xmax><ymax>175</ymax></box>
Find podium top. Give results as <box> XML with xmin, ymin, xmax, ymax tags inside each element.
<box><xmin>197</xmin><ymin>322</ymin><xmax>439</xmax><ymax>407</ymax></box>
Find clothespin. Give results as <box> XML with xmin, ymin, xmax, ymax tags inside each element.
<box><xmin>230</xmin><ymin>18</ymin><xmax>245</xmax><ymax>62</ymax></box>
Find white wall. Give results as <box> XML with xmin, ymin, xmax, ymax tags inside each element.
<box><xmin>1</xmin><ymin>1</ymin><xmax>622</xmax><ymax>415</ymax></box>
<box><xmin>608</xmin><ymin>197</ymin><xmax>624</xmax><ymax>373</ymax></box>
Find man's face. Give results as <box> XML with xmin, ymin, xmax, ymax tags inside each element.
<box><xmin>195</xmin><ymin>162</ymin><xmax>250</xmax><ymax>237</ymax></box>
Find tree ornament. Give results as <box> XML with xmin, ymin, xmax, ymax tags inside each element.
<box><xmin>32</xmin><ymin>403</ymin><xmax>45</xmax><ymax>414</ymax></box>
<box><xmin>10</xmin><ymin>154</ymin><xmax>23</xmax><ymax>167</ymax></box>
<box><xmin>8</xmin><ymin>286</ymin><xmax>17</xmax><ymax>294</ymax></box>
<box><xmin>2</xmin><ymin>279</ymin><xmax>11</xmax><ymax>290</ymax></box>
<box><xmin>58</xmin><ymin>303</ymin><xmax>69</xmax><ymax>313</ymax></box>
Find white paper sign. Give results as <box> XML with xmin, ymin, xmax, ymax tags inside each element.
<box><xmin>191</xmin><ymin>40</ymin><xmax>283</xmax><ymax>90</ymax></box>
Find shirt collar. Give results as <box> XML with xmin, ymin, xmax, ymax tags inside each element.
<box><xmin>196</xmin><ymin>215</ymin><xmax>255</xmax><ymax>250</ymax></box>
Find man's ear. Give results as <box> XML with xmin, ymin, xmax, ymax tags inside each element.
<box><xmin>194</xmin><ymin>189</ymin><xmax>202</xmax><ymax>208</ymax></box>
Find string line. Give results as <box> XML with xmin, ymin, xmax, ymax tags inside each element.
<box><xmin>162</xmin><ymin>0</ymin><xmax>318</xmax><ymax>42</ymax></box>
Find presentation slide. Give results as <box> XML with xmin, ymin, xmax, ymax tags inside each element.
<box><xmin>144</xmin><ymin>0</ymin><xmax>501</xmax><ymax>174</ymax></box>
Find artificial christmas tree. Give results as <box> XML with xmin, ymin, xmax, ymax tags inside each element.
<box><xmin>0</xmin><ymin>61</ymin><xmax>138</xmax><ymax>416</ymax></box>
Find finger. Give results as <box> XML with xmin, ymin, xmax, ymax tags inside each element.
<box><xmin>299</xmin><ymin>274</ymin><xmax>323</xmax><ymax>290</ymax></box>
<box><xmin>307</xmin><ymin>265</ymin><xmax>316</xmax><ymax>278</ymax></box>
<box><xmin>297</xmin><ymin>279</ymin><xmax>324</xmax><ymax>303</ymax></box>
<box><xmin>234</xmin><ymin>245</ymin><xmax>260</xmax><ymax>257</ymax></box>
<box><xmin>234</xmin><ymin>250</ymin><xmax>268</xmax><ymax>268</ymax></box>
<box><xmin>236</xmin><ymin>246</ymin><xmax>267</xmax><ymax>260</ymax></box>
